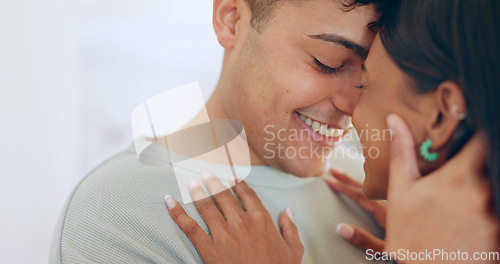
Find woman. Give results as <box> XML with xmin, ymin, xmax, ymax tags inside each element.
<box><xmin>165</xmin><ymin>0</ymin><xmax>500</xmax><ymax>262</ymax></box>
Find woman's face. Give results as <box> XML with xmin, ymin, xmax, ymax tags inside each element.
<box><xmin>352</xmin><ymin>35</ymin><xmax>434</xmax><ymax>200</ymax></box>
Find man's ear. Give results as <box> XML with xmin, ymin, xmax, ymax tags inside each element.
<box><xmin>426</xmin><ymin>81</ymin><xmax>467</xmax><ymax>150</ymax></box>
<box><xmin>213</xmin><ymin>0</ymin><xmax>246</xmax><ymax>49</ymax></box>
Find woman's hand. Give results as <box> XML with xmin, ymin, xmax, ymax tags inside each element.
<box><xmin>165</xmin><ymin>173</ymin><xmax>304</xmax><ymax>264</ymax></box>
<box><xmin>384</xmin><ymin>114</ymin><xmax>499</xmax><ymax>262</ymax></box>
<box><xmin>325</xmin><ymin>169</ymin><xmax>386</xmax><ymax>253</ymax></box>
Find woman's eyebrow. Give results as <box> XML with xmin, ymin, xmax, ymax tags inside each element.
<box><xmin>307</xmin><ymin>33</ymin><xmax>368</xmax><ymax>60</ymax></box>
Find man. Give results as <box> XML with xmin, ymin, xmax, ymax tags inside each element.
<box><xmin>50</xmin><ymin>0</ymin><xmax>382</xmax><ymax>263</ymax></box>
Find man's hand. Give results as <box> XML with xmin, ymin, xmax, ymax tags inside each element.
<box><xmin>384</xmin><ymin>114</ymin><xmax>499</xmax><ymax>263</ymax></box>
<box><xmin>326</xmin><ymin>169</ymin><xmax>386</xmax><ymax>253</ymax></box>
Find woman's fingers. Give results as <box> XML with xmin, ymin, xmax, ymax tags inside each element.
<box><xmin>165</xmin><ymin>195</ymin><xmax>213</xmax><ymax>255</ymax></box>
<box><xmin>330</xmin><ymin>168</ymin><xmax>363</xmax><ymax>188</ymax></box>
<box><xmin>279</xmin><ymin>209</ymin><xmax>304</xmax><ymax>258</ymax></box>
<box><xmin>188</xmin><ymin>180</ymin><xmax>227</xmax><ymax>230</ymax></box>
<box><xmin>327</xmin><ymin>177</ymin><xmax>387</xmax><ymax>228</ymax></box>
<box><xmin>201</xmin><ymin>172</ymin><xmax>244</xmax><ymax>217</ymax></box>
<box><xmin>231</xmin><ymin>176</ymin><xmax>266</xmax><ymax>212</ymax></box>
<box><xmin>336</xmin><ymin>223</ymin><xmax>385</xmax><ymax>253</ymax></box>
<box><xmin>167</xmin><ymin>175</ymin><xmax>305</xmax><ymax>264</ymax></box>
<box><xmin>386</xmin><ymin>114</ymin><xmax>421</xmax><ymax>195</ymax></box>
<box><xmin>326</xmin><ymin>177</ymin><xmax>366</xmax><ymax>205</ymax></box>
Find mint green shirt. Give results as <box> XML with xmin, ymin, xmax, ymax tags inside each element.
<box><xmin>50</xmin><ymin>144</ymin><xmax>383</xmax><ymax>263</ymax></box>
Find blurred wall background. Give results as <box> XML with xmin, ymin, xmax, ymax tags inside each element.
<box><xmin>0</xmin><ymin>0</ymin><xmax>222</xmax><ymax>263</ymax></box>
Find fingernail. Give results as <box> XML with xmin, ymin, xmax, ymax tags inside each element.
<box><xmin>328</xmin><ymin>177</ymin><xmax>338</xmax><ymax>184</ymax></box>
<box><xmin>286</xmin><ymin>208</ymin><xmax>293</xmax><ymax>221</ymax></box>
<box><xmin>236</xmin><ymin>175</ymin><xmax>243</xmax><ymax>182</ymax></box>
<box><xmin>386</xmin><ymin>114</ymin><xmax>398</xmax><ymax>135</ymax></box>
<box><xmin>331</xmin><ymin>167</ymin><xmax>344</xmax><ymax>174</ymax></box>
<box><xmin>326</xmin><ymin>178</ymin><xmax>339</xmax><ymax>189</ymax></box>
<box><xmin>165</xmin><ymin>195</ymin><xmax>176</xmax><ymax>209</ymax></box>
<box><xmin>336</xmin><ymin>223</ymin><xmax>354</xmax><ymax>240</ymax></box>
<box><xmin>201</xmin><ymin>171</ymin><xmax>212</xmax><ymax>181</ymax></box>
<box><xmin>229</xmin><ymin>174</ymin><xmax>236</xmax><ymax>186</ymax></box>
<box><xmin>189</xmin><ymin>180</ymin><xmax>200</xmax><ymax>190</ymax></box>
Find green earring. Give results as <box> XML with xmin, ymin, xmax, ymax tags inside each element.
<box><xmin>420</xmin><ymin>139</ymin><xmax>438</xmax><ymax>162</ymax></box>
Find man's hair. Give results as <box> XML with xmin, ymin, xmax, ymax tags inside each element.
<box><xmin>245</xmin><ymin>0</ymin><xmax>384</xmax><ymax>32</ymax></box>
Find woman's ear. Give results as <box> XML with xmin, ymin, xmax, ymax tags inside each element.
<box><xmin>213</xmin><ymin>0</ymin><xmax>246</xmax><ymax>49</ymax></box>
<box><xmin>426</xmin><ymin>81</ymin><xmax>467</xmax><ymax>150</ymax></box>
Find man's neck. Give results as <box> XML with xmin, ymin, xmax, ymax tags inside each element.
<box><xmin>200</xmin><ymin>82</ymin><xmax>267</xmax><ymax>166</ymax></box>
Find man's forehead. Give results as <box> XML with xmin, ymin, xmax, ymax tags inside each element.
<box><xmin>273</xmin><ymin>1</ymin><xmax>378</xmax><ymax>47</ymax></box>
<box><xmin>250</xmin><ymin>0</ymin><xmax>379</xmax><ymax>37</ymax></box>
<box><xmin>277</xmin><ymin>0</ymin><xmax>379</xmax><ymax>25</ymax></box>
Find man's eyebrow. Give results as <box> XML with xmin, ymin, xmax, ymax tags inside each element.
<box><xmin>308</xmin><ymin>34</ymin><xmax>368</xmax><ymax>59</ymax></box>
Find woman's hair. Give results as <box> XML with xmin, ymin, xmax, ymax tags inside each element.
<box><xmin>379</xmin><ymin>0</ymin><xmax>500</xmax><ymax>220</ymax></box>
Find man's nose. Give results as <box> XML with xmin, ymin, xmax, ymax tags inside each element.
<box><xmin>330</xmin><ymin>67</ymin><xmax>363</xmax><ymax>115</ymax></box>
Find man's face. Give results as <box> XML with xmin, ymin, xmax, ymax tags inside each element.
<box><xmin>223</xmin><ymin>0</ymin><xmax>378</xmax><ymax>177</ymax></box>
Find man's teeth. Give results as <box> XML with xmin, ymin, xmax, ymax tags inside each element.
<box><xmin>312</xmin><ymin>121</ymin><xmax>320</xmax><ymax>131</ymax></box>
<box><xmin>305</xmin><ymin>118</ymin><xmax>312</xmax><ymax>126</ymax></box>
<box><xmin>298</xmin><ymin>113</ymin><xmax>343</xmax><ymax>137</ymax></box>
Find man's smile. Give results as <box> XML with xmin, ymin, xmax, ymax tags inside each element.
<box><xmin>298</xmin><ymin>112</ymin><xmax>344</xmax><ymax>137</ymax></box>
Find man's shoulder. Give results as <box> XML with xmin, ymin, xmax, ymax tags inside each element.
<box><xmin>63</xmin><ymin>147</ymin><xmax>178</xmax><ymax>218</ymax></box>
<box><xmin>50</xmin><ymin>146</ymin><xmax>205</xmax><ymax>264</ymax></box>
<box><xmin>73</xmin><ymin>146</ymin><xmax>175</xmax><ymax>199</ymax></box>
